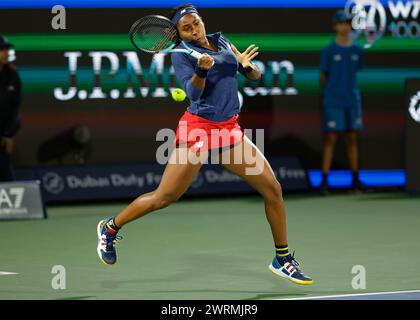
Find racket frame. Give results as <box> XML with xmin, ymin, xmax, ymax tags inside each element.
<box><xmin>129</xmin><ymin>15</ymin><xmax>204</xmax><ymax>60</ymax></box>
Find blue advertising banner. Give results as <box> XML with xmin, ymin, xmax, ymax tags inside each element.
<box><xmin>0</xmin><ymin>0</ymin><xmax>355</xmax><ymax>9</ymax></box>
<box><xmin>15</xmin><ymin>156</ymin><xmax>309</xmax><ymax>203</ymax></box>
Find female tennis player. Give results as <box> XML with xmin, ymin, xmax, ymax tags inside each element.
<box><xmin>97</xmin><ymin>4</ymin><xmax>313</xmax><ymax>285</ymax></box>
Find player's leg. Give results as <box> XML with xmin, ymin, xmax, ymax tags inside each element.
<box><xmin>320</xmin><ymin>97</ymin><xmax>345</xmax><ymax>194</ymax></box>
<box><xmin>218</xmin><ymin>135</ymin><xmax>313</xmax><ymax>285</ymax></box>
<box><xmin>322</xmin><ymin>131</ymin><xmax>338</xmax><ymax>178</ymax></box>
<box><xmin>345</xmin><ymin>102</ymin><xmax>363</xmax><ymax>190</ymax></box>
<box><xmin>97</xmin><ymin>147</ymin><xmax>206</xmax><ymax>265</ymax></box>
<box><xmin>320</xmin><ymin>131</ymin><xmax>338</xmax><ymax>195</ymax></box>
<box><xmin>114</xmin><ymin>148</ymin><xmax>205</xmax><ymax>226</ymax></box>
<box><xmin>219</xmin><ymin>135</ymin><xmax>286</xmax><ymax>245</ymax></box>
<box><xmin>345</xmin><ymin>130</ymin><xmax>359</xmax><ymax>174</ymax></box>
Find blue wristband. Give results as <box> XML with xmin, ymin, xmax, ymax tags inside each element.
<box><xmin>194</xmin><ymin>65</ymin><xmax>209</xmax><ymax>78</ymax></box>
<box><xmin>242</xmin><ymin>65</ymin><xmax>253</xmax><ymax>73</ymax></box>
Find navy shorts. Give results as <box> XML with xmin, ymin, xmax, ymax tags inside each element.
<box><xmin>323</xmin><ymin>96</ymin><xmax>362</xmax><ymax>132</ymax></box>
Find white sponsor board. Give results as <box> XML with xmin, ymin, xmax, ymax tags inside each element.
<box><xmin>0</xmin><ymin>181</ymin><xmax>46</xmax><ymax>220</ymax></box>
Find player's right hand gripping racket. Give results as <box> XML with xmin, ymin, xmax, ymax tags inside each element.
<box><xmin>129</xmin><ymin>15</ymin><xmax>205</xmax><ymax>60</ymax></box>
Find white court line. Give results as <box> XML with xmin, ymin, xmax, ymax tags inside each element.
<box><xmin>0</xmin><ymin>272</ymin><xmax>18</xmax><ymax>275</ymax></box>
<box><xmin>279</xmin><ymin>289</ymin><xmax>420</xmax><ymax>300</ymax></box>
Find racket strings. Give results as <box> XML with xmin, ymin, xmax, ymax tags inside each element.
<box><xmin>130</xmin><ymin>16</ymin><xmax>178</xmax><ymax>53</ymax></box>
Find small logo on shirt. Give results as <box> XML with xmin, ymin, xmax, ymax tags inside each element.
<box><xmin>333</xmin><ymin>54</ymin><xmax>342</xmax><ymax>61</ymax></box>
<box><xmin>351</xmin><ymin>54</ymin><xmax>359</xmax><ymax>61</ymax></box>
<box><xmin>7</xmin><ymin>85</ymin><xmax>15</xmax><ymax>91</ymax></box>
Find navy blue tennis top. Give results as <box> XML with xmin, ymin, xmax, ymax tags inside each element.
<box><xmin>171</xmin><ymin>32</ymin><xmax>251</xmax><ymax>122</ymax></box>
<box><xmin>320</xmin><ymin>41</ymin><xmax>364</xmax><ymax>100</ymax></box>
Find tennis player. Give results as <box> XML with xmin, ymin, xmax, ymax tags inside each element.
<box><xmin>97</xmin><ymin>4</ymin><xmax>313</xmax><ymax>285</ymax></box>
<box><xmin>319</xmin><ymin>10</ymin><xmax>364</xmax><ymax>195</ymax></box>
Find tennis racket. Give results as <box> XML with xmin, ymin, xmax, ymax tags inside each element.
<box><xmin>129</xmin><ymin>15</ymin><xmax>205</xmax><ymax>60</ymax></box>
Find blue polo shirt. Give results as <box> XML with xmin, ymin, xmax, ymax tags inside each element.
<box><xmin>171</xmin><ymin>32</ymin><xmax>250</xmax><ymax>122</ymax></box>
<box><xmin>320</xmin><ymin>41</ymin><xmax>364</xmax><ymax>105</ymax></box>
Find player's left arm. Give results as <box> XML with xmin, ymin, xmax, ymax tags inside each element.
<box><xmin>230</xmin><ymin>44</ymin><xmax>261</xmax><ymax>81</ymax></box>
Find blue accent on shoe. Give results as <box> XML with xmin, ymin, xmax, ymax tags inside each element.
<box><xmin>269</xmin><ymin>251</ymin><xmax>313</xmax><ymax>285</ymax></box>
<box><xmin>97</xmin><ymin>217</ymin><xmax>122</xmax><ymax>265</ymax></box>
<box><xmin>272</xmin><ymin>256</ymin><xmax>281</xmax><ymax>269</ymax></box>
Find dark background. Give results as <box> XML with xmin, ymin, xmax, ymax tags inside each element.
<box><xmin>1</xmin><ymin>8</ymin><xmax>418</xmax><ymax>169</ymax></box>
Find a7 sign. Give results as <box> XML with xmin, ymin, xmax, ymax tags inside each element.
<box><xmin>0</xmin><ymin>181</ymin><xmax>46</xmax><ymax>220</ymax></box>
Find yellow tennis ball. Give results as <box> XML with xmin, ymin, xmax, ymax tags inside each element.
<box><xmin>171</xmin><ymin>88</ymin><xmax>186</xmax><ymax>102</ymax></box>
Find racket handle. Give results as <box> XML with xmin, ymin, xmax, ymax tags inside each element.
<box><xmin>182</xmin><ymin>42</ymin><xmax>214</xmax><ymax>65</ymax></box>
<box><xmin>190</xmin><ymin>49</ymin><xmax>215</xmax><ymax>67</ymax></box>
<box><xmin>190</xmin><ymin>50</ymin><xmax>203</xmax><ymax>60</ymax></box>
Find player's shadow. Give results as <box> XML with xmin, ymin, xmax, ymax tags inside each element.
<box><xmin>100</xmin><ymin>253</ymin><xmax>315</xmax><ymax>299</ymax></box>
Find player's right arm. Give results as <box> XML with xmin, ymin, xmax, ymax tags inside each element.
<box><xmin>171</xmin><ymin>52</ymin><xmax>214</xmax><ymax>101</ymax></box>
<box><xmin>191</xmin><ymin>53</ymin><xmax>214</xmax><ymax>89</ymax></box>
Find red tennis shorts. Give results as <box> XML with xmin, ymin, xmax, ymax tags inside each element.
<box><xmin>174</xmin><ymin>111</ymin><xmax>244</xmax><ymax>153</ymax></box>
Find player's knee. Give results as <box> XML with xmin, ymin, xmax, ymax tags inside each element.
<box><xmin>154</xmin><ymin>193</ymin><xmax>179</xmax><ymax>209</ymax></box>
<box><xmin>264</xmin><ymin>180</ymin><xmax>283</xmax><ymax>205</ymax></box>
